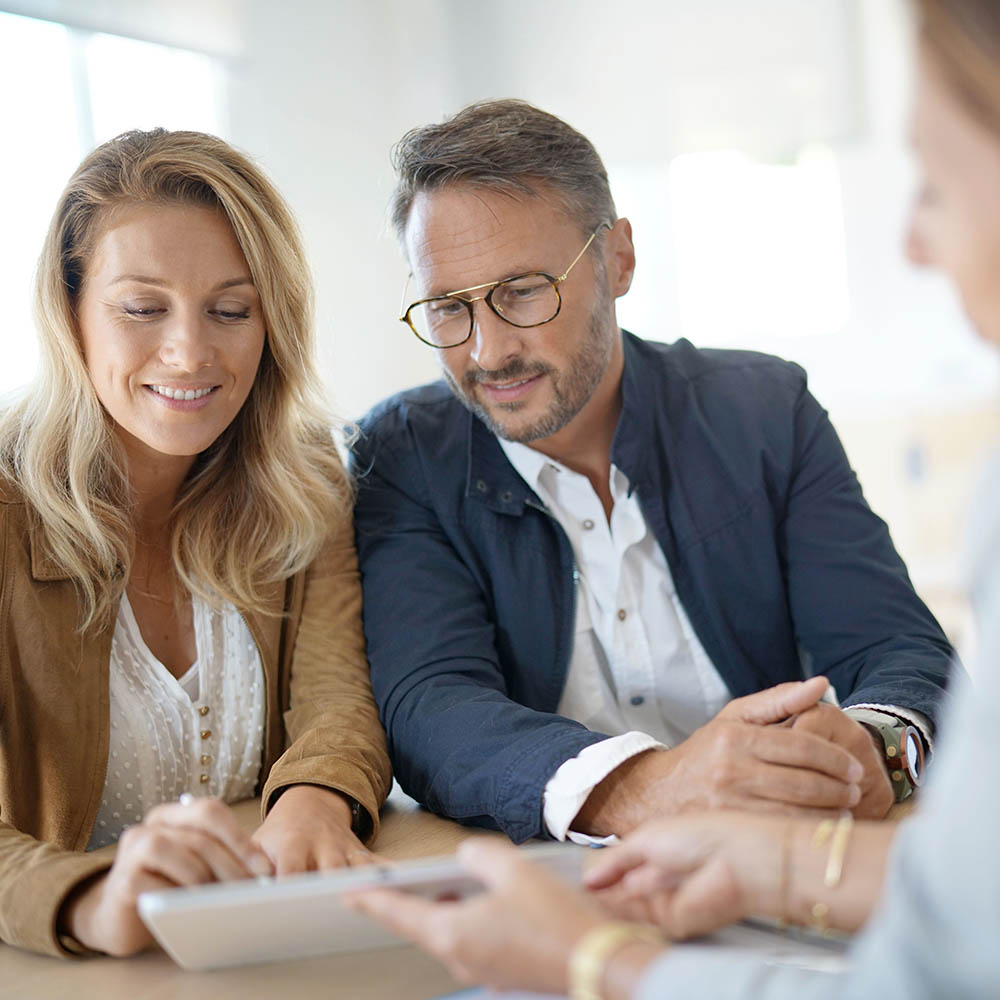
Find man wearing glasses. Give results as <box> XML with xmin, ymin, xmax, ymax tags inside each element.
<box><xmin>352</xmin><ymin>100</ymin><xmax>952</xmax><ymax>844</ymax></box>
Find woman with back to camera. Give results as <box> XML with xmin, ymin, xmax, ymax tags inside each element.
<box><xmin>350</xmin><ymin>1</ymin><xmax>1000</xmax><ymax>996</ymax></box>
<box><xmin>0</xmin><ymin>128</ymin><xmax>391</xmax><ymax>957</ymax></box>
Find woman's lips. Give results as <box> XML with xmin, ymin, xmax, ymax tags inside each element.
<box><xmin>145</xmin><ymin>384</ymin><xmax>220</xmax><ymax>411</ymax></box>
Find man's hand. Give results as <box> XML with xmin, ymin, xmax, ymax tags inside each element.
<box><xmin>791</xmin><ymin>705</ymin><xmax>894</xmax><ymax>819</ymax></box>
<box><xmin>573</xmin><ymin>678</ymin><xmax>864</xmax><ymax>837</ymax></box>
<box><xmin>253</xmin><ymin>784</ymin><xmax>378</xmax><ymax>874</ymax></box>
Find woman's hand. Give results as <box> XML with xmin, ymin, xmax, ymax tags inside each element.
<box><xmin>61</xmin><ymin>796</ymin><xmax>273</xmax><ymax>957</ymax></box>
<box><xmin>348</xmin><ymin>838</ymin><xmax>610</xmax><ymax>995</ymax></box>
<box><xmin>585</xmin><ymin>812</ymin><xmax>788</xmax><ymax>938</ymax></box>
<box><xmin>253</xmin><ymin>784</ymin><xmax>377</xmax><ymax>873</ymax></box>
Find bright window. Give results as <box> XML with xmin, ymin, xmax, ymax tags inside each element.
<box><xmin>611</xmin><ymin>146</ymin><xmax>851</xmax><ymax>349</ymax></box>
<box><xmin>0</xmin><ymin>11</ymin><xmax>224</xmax><ymax>398</ymax></box>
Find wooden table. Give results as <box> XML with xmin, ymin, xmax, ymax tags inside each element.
<box><xmin>0</xmin><ymin>792</ymin><xmax>919</xmax><ymax>1000</ymax></box>
<box><xmin>0</xmin><ymin>789</ymin><xmax>498</xmax><ymax>1000</ymax></box>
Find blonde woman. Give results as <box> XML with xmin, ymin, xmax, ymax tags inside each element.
<box><xmin>0</xmin><ymin>129</ymin><xmax>391</xmax><ymax>957</ymax></box>
<box><xmin>351</xmin><ymin>0</ymin><xmax>1000</xmax><ymax>996</ymax></box>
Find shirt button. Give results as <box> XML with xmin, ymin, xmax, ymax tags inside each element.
<box><xmin>582</xmin><ymin>519</ymin><xmax>595</xmax><ymax>530</ymax></box>
<box><xmin>617</xmin><ymin>609</ymin><xmax>627</xmax><ymax>621</ymax></box>
<box><xmin>200</xmin><ymin>754</ymin><xmax>212</xmax><ymax>765</ymax></box>
<box><xmin>198</xmin><ymin>705</ymin><xmax>210</xmax><ymax>717</ymax></box>
<box><xmin>200</xmin><ymin>729</ymin><xmax>212</xmax><ymax>740</ymax></box>
<box><xmin>199</xmin><ymin>774</ymin><xmax>210</xmax><ymax>784</ymax></box>
<box><xmin>630</xmin><ymin>695</ymin><xmax>645</xmax><ymax>706</ymax></box>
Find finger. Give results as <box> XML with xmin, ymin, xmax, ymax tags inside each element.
<box><xmin>455</xmin><ymin>838</ymin><xmax>532</xmax><ymax>889</ymax></box>
<box><xmin>585</xmin><ymin>832</ymin><xmax>704</xmax><ymax>892</ymax></box>
<box><xmin>792</xmin><ymin>707</ymin><xmax>875</xmax><ymax>760</ymax></box>
<box><xmin>148</xmin><ymin>798</ymin><xmax>273</xmax><ymax>876</ymax></box>
<box><xmin>271</xmin><ymin>840</ymin><xmax>313</xmax><ymax>877</ymax></box>
<box><xmin>750</xmin><ymin>726</ymin><xmax>864</xmax><ymax>784</ymax></box>
<box><xmin>721</xmin><ymin>677</ymin><xmax>828</xmax><ymax>725</ymax></box>
<box><xmin>345</xmin><ymin>848</ymin><xmax>380</xmax><ymax>868</ymax></box>
<box><xmin>620</xmin><ymin>863</ymin><xmax>685</xmax><ymax>897</ymax></box>
<box><xmin>585</xmin><ymin>843</ymin><xmax>655</xmax><ymax>890</ymax></box>
<box><xmin>117</xmin><ymin>828</ymin><xmax>226</xmax><ymax>887</ymax></box>
<box><xmin>746</xmin><ymin>760</ymin><xmax>861</xmax><ymax>810</ymax></box>
<box><xmin>665</xmin><ymin>859</ymin><xmax>746</xmax><ymax>939</ymax></box>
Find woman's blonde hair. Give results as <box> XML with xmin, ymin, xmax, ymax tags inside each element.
<box><xmin>0</xmin><ymin>128</ymin><xmax>349</xmax><ymax>631</ymax></box>
<box><xmin>917</xmin><ymin>0</ymin><xmax>1000</xmax><ymax>134</ymax></box>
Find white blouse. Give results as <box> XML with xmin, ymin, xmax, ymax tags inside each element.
<box><xmin>87</xmin><ymin>592</ymin><xmax>266</xmax><ymax>850</ymax></box>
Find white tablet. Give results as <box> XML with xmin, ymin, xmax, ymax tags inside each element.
<box><xmin>137</xmin><ymin>841</ymin><xmax>587</xmax><ymax>971</ymax></box>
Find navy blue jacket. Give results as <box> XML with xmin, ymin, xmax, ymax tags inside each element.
<box><xmin>352</xmin><ymin>333</ymin><xmax>954</xmax><ymax>842</ymax></box>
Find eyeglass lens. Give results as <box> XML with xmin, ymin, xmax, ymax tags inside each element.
<box><xmin>408</xmin><ymin>273</ymin><xmax>560</xmax><ymax>347</ymax></box>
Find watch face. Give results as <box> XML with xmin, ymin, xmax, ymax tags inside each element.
<box><xmin>904</xmin><ymin>730</ymin><xmax>923</xmax><ymax>781</ymax></box>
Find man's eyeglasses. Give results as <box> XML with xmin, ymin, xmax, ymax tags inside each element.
<box><xmin>399</xmin><ymin>225</ymin><xmax>609</xmax><ymax>349</ymax></box>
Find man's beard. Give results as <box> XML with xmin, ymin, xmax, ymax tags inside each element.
<box><xmin>441</xmin><ymin>282</ymin><xmax>616</xmax><ymax>444</ymax></box>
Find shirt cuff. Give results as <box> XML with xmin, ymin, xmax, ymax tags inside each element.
<box><xmin>542</xmin><ymin>731</ymin><xmax>664</xmax><ymax>844</ymax></box>
<box><xmin>845</xmin><ymin>704</ymin><xmax>934</xmax><ymax>757</ymax></box>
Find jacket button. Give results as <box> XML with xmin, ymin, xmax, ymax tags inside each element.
<box><xmin>500</xmin><ymin>491</ymin><xmax>513</xmax><ymax>502</ymax></box>
<box><xmin>476</xmin><ymin>479</ymin><xmax>488</xmax><ymax>493</ymax></box>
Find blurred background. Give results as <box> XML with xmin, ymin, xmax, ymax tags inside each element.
<box><xmin>1</xmin><ymin>0</ymin><xmax>997</xmax><ymax>658</ymax></box>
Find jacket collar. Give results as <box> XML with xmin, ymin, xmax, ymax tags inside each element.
<box><xmin>466</xmin><ymin>412</ymin><xmax>539</xmax><ymax>515</ymax></box>
<box><xmin>610</xmin><ymin>330</ymin><xmax>660</xmax><ymax>493</ymax></box>
<box><xmin>465</xmin><ymin>330</ymin><xmax>656</xmax><ymax>511</ymax></box>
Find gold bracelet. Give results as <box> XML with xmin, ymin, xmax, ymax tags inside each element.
<box><xmin>808</xmin><ymin>812</ymin><xmax>854</xmax><ymax>933</ymax></box>
<box><xmin>568</xmin><ymin>922</ymin><xmax>663</xmax><ymax>1000</ymax></box>
<box><xmin>824</xmin><ymin>812</ymin><xmax>854</xmax><ymax>889</ymax></box>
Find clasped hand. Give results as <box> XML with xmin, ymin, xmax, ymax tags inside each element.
<box><xmin>578</xmin><ymin>677</ymin><xmax>893</xmax><ymax>835</ymax></box>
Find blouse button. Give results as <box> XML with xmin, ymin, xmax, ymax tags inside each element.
<box><xmin>582</xmin><ymin>519</ymin><xmax>595</xmax><ymax>530</ymax></box>
<box><xmin>199</xmin><ymin>705</ymin><xmax>210</xmax><ymax>717</ymax></box>
<box><xmin>199</xmin><ymin>774</ymin><xmax>210</xmax><ymax>784</ymax></box>
<box><xmin>201</xmin><ymin>729</ymin><xmax>212</xmax><ymax>740</ymax></box>
<box><xmin>617</xmin><ymin>609</ymin><xmax>627</xmax><ymax>621</ymax></box>
<box><xmin>201</xmin><ymin>754</ymin><xmax>212</xmax><ymax>765</ymax></box>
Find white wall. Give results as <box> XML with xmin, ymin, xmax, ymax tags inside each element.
<box><xmin>224</xmin><ymin>0</ymin><xmax>452</xmax><ymax>420</ymax></box>
<box><xmin>4</xmin><ymin>0</ymin><xmax>998</xmax><ymax>643</ymax></box>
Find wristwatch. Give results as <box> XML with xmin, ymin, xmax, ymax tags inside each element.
<box><xmin>850</xmin><ymin>708</ymin><xmax>925</xmax><ymax>801</ymax></box>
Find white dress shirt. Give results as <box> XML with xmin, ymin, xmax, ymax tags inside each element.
<box><xmin>500</xmin><ymin>439</ymin><xmax>931</xmax><ymax>843</ymax></box>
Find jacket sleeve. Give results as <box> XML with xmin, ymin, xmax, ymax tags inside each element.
<box><xmin>778</xmin><ymin>383</ymin><xmax>956</xmax><ymax>727</ymax></box>
<box><xmin>351</xmin><ymin>432</ymin><xmax>606</xmax><ymax>844</ymax></box>
<box><xmin>0</xmin><ymin>829</ymin><xmax>113</xmax><ymax>957</ymax></box>
<box><xmin>261</xmin><ymin>511</ymin><xmax>392</xmax><ymax>843</ymax></box>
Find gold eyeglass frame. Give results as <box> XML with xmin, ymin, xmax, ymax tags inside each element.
<box><xmin>399</xmin><ymin>224</ymin><xmax>609</xmax><ymax>349</ymax></box>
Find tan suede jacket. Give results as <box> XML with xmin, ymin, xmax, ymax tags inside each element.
<box><xmin>0</xmin><ymin>479</ymin><xmax>391</xmax><ymax>956</ymax></box>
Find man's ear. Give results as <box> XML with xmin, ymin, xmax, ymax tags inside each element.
<box><xmin>606</xmin><ymin>218</ymin><xmax>636</xmax><ymax>298</ymax></box>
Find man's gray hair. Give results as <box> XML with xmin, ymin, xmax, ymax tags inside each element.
<box><xmin>389</xmin><ymin>99</ymin><xmax>617</xmax><ymax>243</ymax></box>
